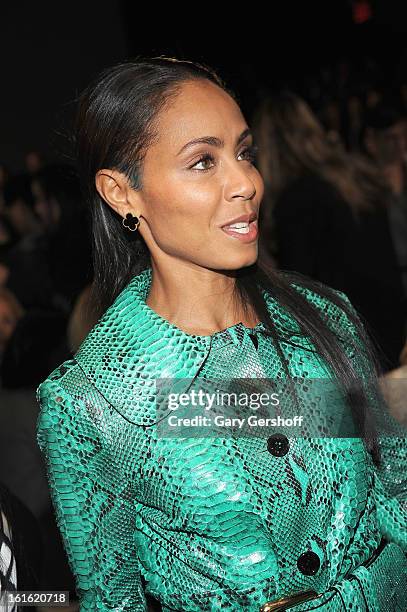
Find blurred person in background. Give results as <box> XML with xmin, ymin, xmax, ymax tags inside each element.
<box><xmin>2</xmin><ymin>164</ymin><xmax>93</xmax><ymax>314</ymax></box>
<box><xmin>0</xmin><ymin>481</ymin><xmax>43</xmax><ymax>612</ymax></box>
<box><xmin>0</xmin><ymin>164</ymin><xmax>9</xmax><ymax>212</ymax></box>
<box><xmin>252</xmin><ymin>92</ymin><xmax>407</xmax><ymax>372</ymax></box>
<box><xmin>2</xmin><ymin>174</ymin><xmax>53</xmax><ymax>310</ymax></box>
<box><xmin>0</xmin><ymin>308</ymin><xmax>69</xmax><ymax>516</ymax></box>
<box><xmin>25</xmin><ymin>151</ymin><xmax>44</xmax><ymax>176</ymax></box>
<box><xmin>0</xmin><ymin>264</ymin><xmax>9</xmax><ymax>287</ymax></box>
<box><xmin>0</xmin><ymin>481</ymin><xmax>18</xmax><ymax>610</ymax></box>
<box><xmin>344</xmin><ymin>93</ymin><xmax>364</xmax><ymax>152</ymax></box>
<box><xmin>318</xmin><ymin>97</ymin><xmax>343</xmax><ymax>147</ymax></box>
<box><xmin>0</xmin><ymin>287</ymin><xmax>24</xmax><ymax>365</ymax></box>
<box><xmin>0</xmin><ymin>309</ymin><xmax>75</xmax><ymax>602</ymax></box>
<box><xmin>30</xmin><ymin>163</ymin><xmax>93</xmax><ymax>313</ymax></box>
<box><xmin>365</xmin><ymin>87</ymin><xmax>382</xmax><ymax>111</ymax></box>
<box><xmin>364</xmin><ymin>103</ymin><xmax>407</xmax><ymax>194</ymax></box>
<box><xmin>364</xmin><ymin>103</ymin><xmax>407</xmax><ymax>298</ymax></box>
<box><xmin>0</xmin><ymin>164</ymin><xmax>17</xmax><ymax>264</ymax></box>
<box><xmin>2</xmin><ymin>175</ymin><xmax>42</xmax><ymax>241</ymax></box>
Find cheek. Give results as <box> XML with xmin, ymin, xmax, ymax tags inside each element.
<box><xmin>143</xmin><ymin>168</ymin><xmax>263</xmax><ymax>268</ymax></box>
<box><xmin>147</xmin><ymin>179</ymin><xmax>218</xmax><ymax>247</ymax></box>
<box><xmin>256</xmin><ymin>172</ymin><xmax>265</xmax><ymax>202</ymax></box>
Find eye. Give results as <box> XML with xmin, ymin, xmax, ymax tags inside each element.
<box><xmin>239</xmin><ymin>144</ymin><xmax>259</xmax><ymax>163</ymax></box>
<box><xmin>189</xmin><ymin>152</ymin><xmax>214</xmax><ymax>172</ymax></box>
<box><xmin>189</xmin><ymin>144</ymin><xmax>259</xmax><ymax>172</ymax></box>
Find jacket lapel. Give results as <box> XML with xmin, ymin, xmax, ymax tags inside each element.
<box><xmin>73</xmin><ymin>267</ymin><xmax>308</xmax><ymax>427</ymax></box>
<box><xmin>74</xmin><ymin>267</ymin><xmax>212</xmax><ymax>426</ymax></box>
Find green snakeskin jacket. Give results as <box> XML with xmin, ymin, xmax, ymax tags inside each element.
<box><xmin>36</xmin><ymin>267</ymin><xmax>407</xmax><ymax>611</ymax></box>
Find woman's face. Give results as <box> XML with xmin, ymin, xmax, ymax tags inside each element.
<box><xmin>135</xmin><ymin>79</ymin><xmax>264</xmax><ymax>271</ymax></box>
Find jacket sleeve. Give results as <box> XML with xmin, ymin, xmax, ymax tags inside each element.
<box><xmin>36</xmin><ymin>367</ymin><xmax>148</xmax><ymax>611</ymax></box>
<box><xmin>333</xmin><ymin>291</ymin><xmax>407</xmax><ymax>552</ymax></box>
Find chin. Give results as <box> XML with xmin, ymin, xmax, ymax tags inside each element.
<box><xmin>218</xmin><ymin>250</ymin><xmax>259</xmax><ymax>271</ymax></box>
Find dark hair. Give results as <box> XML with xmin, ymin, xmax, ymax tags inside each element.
<box><xmin>75</xmin><ymin>56</ymin><xmax>386</xmax><ymax>466</ymax></box>
<box><xmin>74</xmin><ymin>56</ymin><xmax>236</xmax><ymax>311</ymax></box>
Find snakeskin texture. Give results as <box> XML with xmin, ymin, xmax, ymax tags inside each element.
<box><xmin>36</xmin><ymin>267</ymin><xmax>407</xmax><ymax>611</ymax></box>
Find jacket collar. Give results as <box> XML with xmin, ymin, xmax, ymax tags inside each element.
<box><xmin>74</xmin><ymin>267</ymin><xmax>293</xmax><ymax>426</ymax></box>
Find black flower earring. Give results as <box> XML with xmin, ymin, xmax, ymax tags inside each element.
<box><xmin>122</xmin><ymin>212</ymin><xmax>140</xmax><ymax>232</ymax></box>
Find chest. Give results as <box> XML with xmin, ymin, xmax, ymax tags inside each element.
<box><xmin>116</xmin><ymin>335</ymin><xmax>373</xmax><ymax>540</ymax></box>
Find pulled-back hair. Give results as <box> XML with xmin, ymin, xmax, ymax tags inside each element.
<box><xmin>74</xmin><ymin>56</ymin><xmax>387</xmax><ymax>466</ymax></box>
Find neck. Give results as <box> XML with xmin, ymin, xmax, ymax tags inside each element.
<box><xmin>145</xmin><ymin>260</ymin><xmax>259</xmax><ymax>336</ymax></box>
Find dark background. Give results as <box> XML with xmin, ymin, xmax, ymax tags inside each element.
<box><xmin>2</xmin><ymin>0</ymin><xmax>407</xmax><ymax>171</ymax></box>
<box><xmin>1</xmin><ymin>3</ymin><xmax>407</xmax><ymax>601</ymax></box>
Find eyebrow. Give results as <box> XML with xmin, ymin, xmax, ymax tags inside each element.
<box><xmin>176</xmin><ymin>128</ymin><xmax>252</xmax><ymax>156</ymax></box>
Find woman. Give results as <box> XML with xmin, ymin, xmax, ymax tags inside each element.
<box><xmin>36</xmin><ymin>57</ymin><xmax>406</xmax><ymax>611</ymax></box>
<box><xmin>252</xmin><ymin>92</ymin><xmax>407</xmax><ymax>373</ymax></box>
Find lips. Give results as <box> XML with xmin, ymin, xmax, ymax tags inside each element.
<box><xmin>220</xmin><ymin>212</ymin><xmax>257</xmax><ymax>228</ymax></box>
<box><xmin>221</xmin><ymin>218</ymin><xmax>259</xmax><ymax>243</ymax></box>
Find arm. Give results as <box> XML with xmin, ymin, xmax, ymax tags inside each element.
<box><xmin>333</xmin><ymin>291</ymin><xmax>407</xmax><ymax>552</ymax></box>
<box><xmin>36</xmin><ymin>369</ymin><xmax>147</xmax><ymax>611</ymax></box>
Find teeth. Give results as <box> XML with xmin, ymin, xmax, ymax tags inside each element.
<box><xmin>222</xmin><ymin>220</ymin><xmax>255</xmax><ymax>234</ymax></box>
<box><xmin>226</xmin><ymin>222</ymin><xmax>249</xmax><ymax>229</ymax></box>
<box><xmin>231</xmin><ymin>226</ymin><xmax>250</xmax><ymax>234</ymax></box>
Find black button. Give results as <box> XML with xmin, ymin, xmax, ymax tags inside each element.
<box><xmin>297</xmin><ymin>551</ymin><xmax>320</xmax><ymax>576</ymax></box>
<box><xmin>267</xmin><ymin>433</ymin><xmax>289</xmax><ymax>457</ymax></box>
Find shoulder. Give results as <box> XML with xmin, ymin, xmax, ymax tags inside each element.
<box><xmin>291</xmin><ymin>280</ymin><xmax>350</xmax><ymax>318</ymax></box>
<box><xmin>36</xmin><ymin>358</ymin><xmax>88</xmax><ymax>405</ymax></box>
<box><xmin>271</xmin><ymin>273</ymin><xmax>361</xmax><ymax>347</ymax></box>
<box><xmin>276</xmin><ymin>270</ymin><xmax>354</xmax><ymax>322</ymax></box>
<box><xmin>288</xmin><ymin>279</ymin><xmax>372</xmax><ymax>372</ymax></box>
<box><xmin>264</xmin><ymin>277</ymin><xmax>379</xmax><ymax>387</ymax></box>
<box><xmin>36</xmin><ymin>358</ymin><xmax>104</xmax><ymax>445</ymax></box>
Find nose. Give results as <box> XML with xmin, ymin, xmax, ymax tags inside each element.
<box><xmin>224</xmin><ymin>166</ymin><xmax>257</xmax><ymax>202</ymax></box>
<box><xmin>231</xmin><ymin>186</ymin><xmax>257</xmax><ymax>202</ymax></box>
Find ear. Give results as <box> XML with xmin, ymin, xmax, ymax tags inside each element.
<box><xmin>95</xmin><ymin>169</ymin><xmax>135</xmax><ymax>217</ymax></box>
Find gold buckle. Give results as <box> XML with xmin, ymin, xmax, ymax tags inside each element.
<box><xmin>259</xmin><ymin>539</ymin><xmax>388</xmax><ymax>611</ymax></box>
<box><xmin>259</xmin><ymin>590</ymin><xmax>322</xmax><ymax>611</ymax></box>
